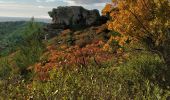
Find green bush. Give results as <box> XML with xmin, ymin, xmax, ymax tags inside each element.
<box><xmin>0</xmin><ymin>58</ymin><xmax>12</xmax><ymax>79</ymax></box>
<box><xmin>14</xmin><ymin>20</ymin><xmax>45</xmax><ymax>78</ymax></box>
<box><xmin>112</xmin><ymin>53</ymin><xmax>169</xmax><ymax>99</ymax></box>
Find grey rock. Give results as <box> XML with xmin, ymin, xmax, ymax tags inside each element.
<box><xmin>44</xmin><ymin>6</ymin><xmax>108</xmax><ymax>39</ymax></box>
<box><xmin>48</xmin><ymin>6</ymin><xmax>107</xmax><ymax>29</ymax></box>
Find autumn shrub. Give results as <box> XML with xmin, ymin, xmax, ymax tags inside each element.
<box><xmin>33</xmin><ymin>40</ymin><xmax>115</xmax><ymax>80</ymax></box>
<box><xmin>103</xmin><ymin>0</ymin><xmax>170</xmax><ymax>66</ymax></box>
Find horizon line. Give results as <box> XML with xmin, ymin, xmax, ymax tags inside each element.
<box><xmin>0</xmin><ymin>16</ymin><xmax>51</xmax><ymax>19</ymax></box>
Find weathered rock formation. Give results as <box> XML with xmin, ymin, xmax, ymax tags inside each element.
<box><xmin>44</xmin><ymin>6</ymin><xmax>108</xmax><ymax>38</ymax></box>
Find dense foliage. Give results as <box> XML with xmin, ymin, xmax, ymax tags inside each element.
<box><xmin>103</xmin><ymin>0</ymin><xmax>170</xmax><ymax>66</ymax></box>
<box><xmin>0</xmin><ymin>20</ymin><xmax>46</xmax><ymax>56</ymax></box>
<box><xmin>0</xmin><ymin>19</ymin><xmax>46</xmax><ymax>78</ymax></box>
<box><xmin>0</xmin><ymin>21</ymin><xmax>26</xmax><ymax>55</ymax></box>
<box><xmin>0</xmin><ymin>1</ymin><xmax>170</xmax><ymax>99</ymax></box>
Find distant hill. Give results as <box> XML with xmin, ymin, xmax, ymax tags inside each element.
<box><xmin>0</xmin><ymin>16</ymin><xmax>51</xmax><ymax>23</ymax></box>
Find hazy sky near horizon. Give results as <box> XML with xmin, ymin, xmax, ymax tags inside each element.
<box><xmin>0</xmin><ymin>0</ymin><xmax>110</xmax><ymax>18</ymax></box>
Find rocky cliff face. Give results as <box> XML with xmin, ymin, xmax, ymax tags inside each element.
<box><xmin>45</xmin><ymin>6</ymin><xmax>108</xmax><ymax>38</ymax></box>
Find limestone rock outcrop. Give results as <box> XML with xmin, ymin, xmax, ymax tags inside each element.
<box><xmin>48</xmin><ymin>6</ymin><xmax>108</xmax><ymax>29</ymax></box>
<box><xmin>44</xmin><ymin>6</ymin><xmax>108</xmax><ymax>39</ymax></box>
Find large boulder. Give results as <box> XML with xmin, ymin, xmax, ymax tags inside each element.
<box><xmin>48</xmin><ymin>6</ymin><xmax>107</xmax><ymax>29</ymax></box>
<box><xmin>44</xmin><ymin>6</ymin><xmax>108</xmax><ymax>39</ymax></box>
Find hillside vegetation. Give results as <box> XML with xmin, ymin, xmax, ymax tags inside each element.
<box><xmin>0</xmin><ymin>0</ymin><xmax>170</xmax><ymax>99</ymax></box>
<box><xmin>0</xmin><ymin>21</ymin><xmax>26</xmax><ymax>51</ymax></box>
<box><xmin>0</xmin><ymin>21</ymin><xmax>46</xmax><ymax>56</ymax></box>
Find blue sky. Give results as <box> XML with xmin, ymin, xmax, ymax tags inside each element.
<box><xmin>0</xmin><ymin>0</ymin><xmax>110</xmax><ymax>18</ymax></box>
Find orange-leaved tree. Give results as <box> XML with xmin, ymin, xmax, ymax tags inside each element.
<box><xmin>103</xmin><ymin>0</ymin><xmax>170</xmax><ymax>66</ymax></box>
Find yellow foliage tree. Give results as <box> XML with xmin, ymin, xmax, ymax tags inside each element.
<box><xmin>103</xmin><ymin>0</ymin><xmax>170</xmax><ymax>66</ymax></box>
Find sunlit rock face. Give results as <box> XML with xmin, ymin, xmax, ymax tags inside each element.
<box><xmin>48</xmin><ymin>6</ymin><xmax>107</xmax><ymax>29</ymax></box>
